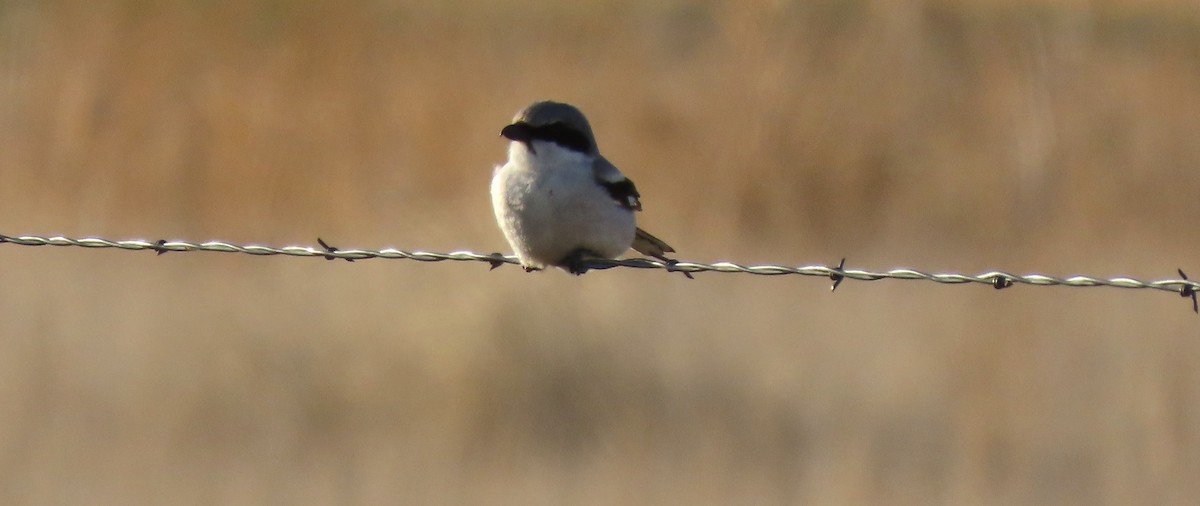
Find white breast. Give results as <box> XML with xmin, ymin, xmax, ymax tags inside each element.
<box><xmin>491</xmin><ymin>141</ymin><xmax>636</xmax><ymax>269</ymax></box>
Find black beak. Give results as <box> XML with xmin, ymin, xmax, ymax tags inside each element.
<box><xmin>500</xmin><ymin>122</ymin><xmax>535</xmax><ymax>153</ymax></box>
<box><xmin>500</xmin><ymin>122</ymin><xmax>532</xmax><ymax>142</ymax></box>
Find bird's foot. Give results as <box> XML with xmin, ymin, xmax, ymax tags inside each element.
<box><xmin>559</xmin><ymin>248</ymin><xmax>597</xmax><ymax>275</ymax></box>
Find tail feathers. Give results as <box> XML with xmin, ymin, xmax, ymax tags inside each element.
<box><xmin>631</xmin><ymin>227</ymin><xmax>675</xmax><ymax>261</ymax></box>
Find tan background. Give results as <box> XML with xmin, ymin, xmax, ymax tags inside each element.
<box><xmin>1</xmin><ymin>0</ymin><xmax>1198</xmax><ymax>504</ymax></box>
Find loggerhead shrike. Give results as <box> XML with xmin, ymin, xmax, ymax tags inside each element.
<box><xmin>491</xmin><ymin>100</ymin><xmax>677</xmax><ymax>275</ymax></box>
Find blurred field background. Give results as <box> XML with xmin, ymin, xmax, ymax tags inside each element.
<box><xmin>1</xmin><ymin>0</ymin><xmax>1198</xmax><ymax>503</ymax></box>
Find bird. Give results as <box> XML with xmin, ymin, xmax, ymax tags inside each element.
<box><xmin>491</xmin><ymin>100</ymin><xmax>677</xmax><ymax>275</ymax></box>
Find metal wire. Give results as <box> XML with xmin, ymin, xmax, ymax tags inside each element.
<box><xmin>2</xmin><ymin>233</ymin><xmax>1197</xmax><ymax>309</ymax></box>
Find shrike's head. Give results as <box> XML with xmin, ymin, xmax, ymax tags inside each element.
<box><xmin>500</xmin><ymin>101</ymin><xmax>598</xmax><ymax>156</ymax></box>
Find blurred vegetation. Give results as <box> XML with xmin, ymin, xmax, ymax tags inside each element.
<box><xmin>1</xmin><ymin>0</ymin><xmax>1198</xmax><ymax>504</ymax></box>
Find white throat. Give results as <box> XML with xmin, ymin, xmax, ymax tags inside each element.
<box><xmin>508</xmin><ymin>140</ymin><xmax>593</xmax><ymax>172</ymax></box>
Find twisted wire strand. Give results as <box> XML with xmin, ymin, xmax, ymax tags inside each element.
<box><xmin>2</xmin><ymin>233</ymin><xmax>1197</xmax><ymax>299</ymax></box>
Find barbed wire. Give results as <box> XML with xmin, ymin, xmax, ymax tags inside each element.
<box><xmin>2</xmin><ymin>233</ymin><xmax>1197</xmax><ymax>312</ymax></box>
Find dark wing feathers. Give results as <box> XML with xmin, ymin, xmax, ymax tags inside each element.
<box><xmin>592</xmin><ymin>156</ymin><xmax>642</xmax><ymax>211</ymax></box>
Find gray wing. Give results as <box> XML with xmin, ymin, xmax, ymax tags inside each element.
<box><xmin>592</xmin><ymin>156</ymin><xmax>642</xmax><ymax>211</ymax></box>
<box><xmin>591</xmin><ymin>157</ymin><xmax>680</xmax><ymax>261</ymax></box>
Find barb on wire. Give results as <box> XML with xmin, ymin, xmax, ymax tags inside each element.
<box><xmin>992</xmin><ymin>275</ymin><xmax>1015</xmax><ymax>289</ymax></box>
<box><xmin>830</xmin><ymin>257</ymin><xmax>847</xmax><ymax>292</ymax></box>
<box><xmin>152</xmin><ymin>239</ymin><xmax>170</xmax><ymax>255</ymax></box>
<box><xmin>2</xmin><ymin>233</ymin><xmax>1198</xmax><ymax>312</ymax></box>
<box><xmin>1178</xmin><ymin>269</ymin><xmax>1199</xmax><ymax>314</ymax></box>
<box><xmin>316</xmin><ymin>237</ymin><xmax>354</xmax><ymax>262</ymax></box>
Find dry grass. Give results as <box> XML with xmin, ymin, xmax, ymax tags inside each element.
<box><xmin>1</xmin><ymin>0</ymin><xmax>1199</xmax><ymax>504</ymax></box>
